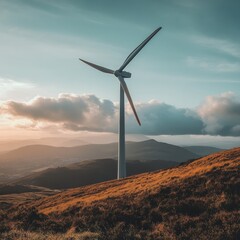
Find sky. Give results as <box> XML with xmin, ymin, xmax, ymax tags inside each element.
<box><xmin>0</xmin><ymin>0</ymin><xmax>240</xmax><ymax>146</ymax></box>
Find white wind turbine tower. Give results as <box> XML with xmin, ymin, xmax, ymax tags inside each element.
<box><xmin>79</xmin><ymin>27</ymin><xmax>161</xmax><ymax>179</ymax></box>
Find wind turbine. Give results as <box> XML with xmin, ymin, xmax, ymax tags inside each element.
<box><xmin>79</xmin><ymin>27</ymin><xmax>161</xmax><ymax>179</ymax></box>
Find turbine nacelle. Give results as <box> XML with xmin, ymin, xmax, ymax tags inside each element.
<box><xmin>114</xmin><ymin>70</ymin><xmax>131</xmax><ymax>78</ymax></box>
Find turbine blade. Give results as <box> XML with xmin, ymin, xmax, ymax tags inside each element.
<box><xmin>118</xmin><ymin>27</ymin><xmax>162</xmax><ymax>71</ymax></box>
<box><xmin>79</xmin><ymin>58</ymin><xmax>114</xmax><ymax>74</ymax></box>
<box><xmin>118</xmin><ymin>76</ymin><xmax>141</xmax><ymax>126</ymax></box>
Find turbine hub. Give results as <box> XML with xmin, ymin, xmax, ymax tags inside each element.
<box><xmin>114</xmin><ymin>70</ymin><xmax>131</xmax><ymax>78</ymax></box>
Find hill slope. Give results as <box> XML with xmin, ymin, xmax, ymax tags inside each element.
<box><xmin>0</xmin><ymin>140</ymin><xmax>198</xmax><ymax>181</ymax></box>
<box><xmin>0</xmin><ymin>184</ymin><xmax>52</xmax><ymax>195</ymax></box>
<box><xmin>13</xmin><ymin>159</ymin><xmax>178</xmax><ymax>189</ymax></box>
<box><xmin>3</xmin><ymin>148</ymin><xmax>239</xmax><ymax>239</ymax></box>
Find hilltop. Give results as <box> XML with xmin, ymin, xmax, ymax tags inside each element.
<box><xmin>1</xmin><ymin>147</ymin><xmax>239</xmax><ymax>239</ymax></box>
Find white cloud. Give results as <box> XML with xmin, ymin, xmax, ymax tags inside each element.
<box><xmin>1</xmin><ymin>92</ymin><xmax>240</xmax><ymax>136</ymax></box>
<box><xmin>0</xmin><ymin>77</ymin><xmax>34</xmax><ymax>100</ymax></box>
<box><xmin>186</xmin><ymin>56</ymin><xmax>240</xmax><ymax>73</ymax></box>
<box><xmin>0</xmin><ymin>77</ymin><xmax>33</xmax><ymax>91</ymax></box>
<box><xmin>0</xmin><ymin>94</ymin><xmax>204</xmax><ymax>134</ymax></box>
<box><xmin>194</xmin><ymin>36</ymin><xmax>240</xmax><ymax>58</ymax></box>
<box><xmin>0</xmin><ymin>93</ymin><xmax>117</xmax><ymax>132</ymax></box>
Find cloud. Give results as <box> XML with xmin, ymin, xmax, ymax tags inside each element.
<box><xmin>186</xmin><ymin>57</ymin><xmax>240</xmax><ymax>73</ymax></box>
<box><xmin>187</xmin><ymin>36</ymin><xmax>240</xmax><ymax>73</ymax></box>
<box><xmin>0</xmin><ymin>77</ymin><xmax>33</xmax><ymax>92</ymax></box>
<box><xmin>0</xmin><ymin>93</ymin><xmax>117</xmax><ymax>132</ymax></box>
<box><xmin>126</xmin><ymin>100</ymin><xmax>203</xmax><ymax>135</ymax></box>
<box><xmin>198</xmin><ymin>92</ymin><xmax>240</xmax><ymax>136</ymax></box>
<box><xmin>1</xmin><ymin>93</ymin><xmax>240</xmax><ymax>136</ymax></box>
<box><xmin>0</xmin><ymin>78</ymin><xmax>34</xmax><ymax>100</ymax></box>
<box><xmin>194</xmin><ymin>36</ymin><xmax>240</xmax><ymax>59</ymax></box>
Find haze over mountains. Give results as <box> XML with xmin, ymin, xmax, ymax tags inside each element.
<box><xmin>0</xmin><ymin>140</ymin><xmax>199</xmax><ymax>182</ymax></box>
<box><xmin>0</xmin><ymin>138</ymin><xmax>88</xmax><ymax>153</ymax></box>
<box><xmin>0</xmin><ymin>134</ymin><xmax>150</xmax><ymax>152</ymax></box>
<box><xmin>1</xmin><ymin>147</ymin><xmax>239</xmax><ymax>239</ymax></box>
<box><xmin>1</xmin><ymin>133</ymin><xmax>238</xmax><ymax>153</ymax></box>
<box><xmin>183</xmin><ymin>146</ymin><xmax>224</xmax><ymax>156</ymax></box>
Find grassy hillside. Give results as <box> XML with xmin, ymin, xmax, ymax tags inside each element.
<box><xmin>1</xmin><ymin>148</ymin><xmax>239</xmax><ymax>240</ymax></box>
<box><xmin>0</xmin><ymin>185</ymin><xmax>59</xmax><ymax>212</ymax></box>
<box><xmin>0</xmin><ymin>184</ymin><xmax>51</xmax><ymax>195</ymax></box>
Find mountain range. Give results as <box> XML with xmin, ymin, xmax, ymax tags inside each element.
<box><xmin>0</xmin><ymin>134</ymin><xmax>150</xmax><ymax>152</ymax></box>
<box><xmin>0</xmin><ymin>140</ymin><xmax>199</xmax><ymax>182</ymax></box>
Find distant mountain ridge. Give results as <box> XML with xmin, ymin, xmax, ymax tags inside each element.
<box><xmin>184</xmin><ymin>146</ymin><xmax>224</xmax><ymax>156</ymax></box>
<box><xmin>0</xmin><ymin>140</ymin><xmax>199</xmax><ymax>182</ymax></box>
<box><xmin>0</xmin><ymin>134</ymin><xmax>149</xmax><ymax>152</ymax></box>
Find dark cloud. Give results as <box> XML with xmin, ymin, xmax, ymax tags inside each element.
<box><xmin>1</xmin><ymin>93</ymin><xmax>240</xmax><ymax>136</ymax></box>
<box><xmin>126</xmin><ymin>101</ymin><xmax>203</xmax><ymax>135</ymax></box>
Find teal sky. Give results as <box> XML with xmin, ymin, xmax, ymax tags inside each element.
<box><xmin>0</xmin><ymin>0</ymin><xmax>240</xmax><ymax>142</ymax></box>
<box><xmin>1</xmin><ymin>0</ymin><xmax>239</xmax><ymax>106</ymax></box>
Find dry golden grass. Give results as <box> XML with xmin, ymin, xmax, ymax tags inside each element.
<box><xmin>29</xmin><ymin>147</ymin><xmax>239</xmax><ymax>214</ymax></box>
<box><xmin>2</xmin><ymin>147</ymin><xmax>239</xmax><ymax>240</ymax></box>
